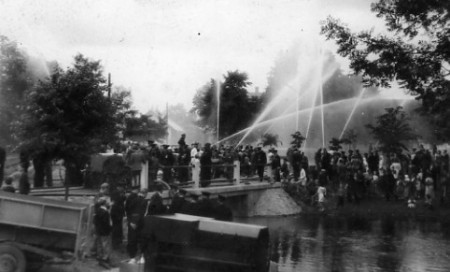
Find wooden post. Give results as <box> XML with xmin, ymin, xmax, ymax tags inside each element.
<box><xmin>140</xmin><ymin>161</ymin><xmax>149</xmax><ymax>190</ymax></box>
<box><xmin>192</xmin><ymin>160</ymin><xmax>200</xmax><ymax>188</ymax></box>
<box><xmin>233</xmin><ymin>160</ymin><xmax>240</xmax><ymax>185</ymax></box>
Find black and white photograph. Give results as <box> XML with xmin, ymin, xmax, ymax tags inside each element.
<box><xmin>1</xmin><ymin>0</ymin><xmax>450</xmax><ymax>271</ymax></box>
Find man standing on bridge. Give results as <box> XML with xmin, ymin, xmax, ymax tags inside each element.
<box><xmin>253</xmin><ymin>147</ymin><xmax>267</xmax><ymax>182</ymax></box>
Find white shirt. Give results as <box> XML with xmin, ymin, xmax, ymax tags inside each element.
<box><xmin>317</xmin><ymin>186</ymin><xmax>326</xmax><ymax>203</ymax></box>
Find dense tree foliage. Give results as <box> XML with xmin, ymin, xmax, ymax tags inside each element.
<box><xmin>16</xmin><ymin>54</ymin><xmax>118</xmax><ymax>185</ymax></box>
<box><xmin>192</xmin><ymin>70</ymin><xmax>264</xmax><ymax>139</ymax></box>
<box><xmin>0</xmin><ymin>36</ymin><xmax>33</xmax><ymax>148</ymax></box>
<box><xmin>290</xmin><ymin>131</ymin><xmax>306</xmax><ymax>148</ymax></box>
<box><xmin>366</xmin><ymin>106</ymin><xmax>416</xmax><ymax>154</ymax></box>
<box><xmin>321</xmin><ymin>0</ymin><xmax>450</xmax><ymax>140</ymax></box>
<box><xmin>329</xmin><ymin>137</ymin><xmax>343</xmax><ymax>151</ymax></box>
<box><xmin>341</xmin><ymin>129</ymin><xmax>358</xmax><ymax>150</ymax></box>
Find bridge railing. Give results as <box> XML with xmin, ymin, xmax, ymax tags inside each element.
<box><xmin>153</xmin><ymin>160</ymin><xmax>241</xmax><ymax>188</ymax></box>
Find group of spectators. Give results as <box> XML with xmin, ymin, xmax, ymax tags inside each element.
<box><xmin>287</xmin><ymin>144</ymin><xmax>450</xmax><ymax>211</ymax></box>
<box><xmin>92</xmin><ymin>181</ymin><xmax>232</xmax><ymax>268</ymax></box>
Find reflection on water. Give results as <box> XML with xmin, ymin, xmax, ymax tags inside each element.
<box><xmin>237</xmin><ymin>215</ymin><xmax>450</xmax><ymax>272</ymax></box>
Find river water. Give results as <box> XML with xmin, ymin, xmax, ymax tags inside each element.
<box><xmin>237</xmin><ymin>215</ymin><xmax>450</xmax><ymax>272</ymax></box>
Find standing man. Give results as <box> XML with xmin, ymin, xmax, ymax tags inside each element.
<box><xmin>94</xmin><ymin>198</ymin><xmax>112</xmax><ymax>268</ymax></box>
<box><xmin>200</xmin><ymin>143</ymin><xmax>212</xmax><ymax>187</ymax></box>
<box><xmin>125</xmin><ymin>187</ymin><xmax>145</xmax><ymax>260</ymax></box>
<box><xmin>0</xmin><ymin>146</ymin><xmax>5</xmax><ymax>186</ymax></box>
<box><xmin>160</xmin><ymin>145</ymin><xmax>175</xmax><ymax>184</ymax></box>
<box><xmin>110</xmin><ymin>185</ymin><xmax>126</xmax><ymax>249</ymax></box>
<box><xmin>126</xmin><ymin>145</ymin><xmax>145</xmax><ymax>188</ymax></box>
<box><xmin>271</xmin><ymin>149</ymin><xmax>281</xmax><ymax>183</ymax></box>
<box><xmin>178</xmin><ymin>133</ymin><xmax>186</xmax><ymax>147</ymax></box>
<box><xmin>253</xmin><ymin>147</ymin><xmax>267</xmax><ymax>182</ymax></box>
<box><xmin>178</xmin><ymin>145</ymin><xmax>191</xmax><ymax>184</ymax></box>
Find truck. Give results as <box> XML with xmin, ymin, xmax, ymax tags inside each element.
<box><xmin>133</xmin><ymin>213</ymin><xmax>277</xmax><ymax>272</ymax></box>
<box><xmin>0</xmin><ymin>191</ymin><xmax>92</xmax><ymax>272</ymax></box>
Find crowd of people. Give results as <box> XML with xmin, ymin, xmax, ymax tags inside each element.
<box><xmin>3</xmin><ymin>134</ymin><xmax>450</xmax><ymax>268</ymax></box>
<box><xmin>286</xmin><ymin>144</ymin><xmax>450</xmax><ymax>212</ymax></box>
<box><xmin>92</xmin><ymin>181</ymin><xmax>232</xmax><ymax>268</ymax></box>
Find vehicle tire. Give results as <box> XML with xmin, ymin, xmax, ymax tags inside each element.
<box><xmin>0</xmin><ymin>243</ymin><xmax>26</xmax><ymax>272</ymax></box>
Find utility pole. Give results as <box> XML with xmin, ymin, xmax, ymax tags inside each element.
<box><xmin>166</xmin><ymin>102</ymin><xmax>170</xmax><ymax>144</ymax></box>
<box><xmin>107</xmin><ymin>73</ymin><xmax>112</xmax><ymax>99</ymax></box>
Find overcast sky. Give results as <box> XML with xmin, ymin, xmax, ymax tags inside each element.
<box><xmin>0</xmin><ymin>0</ymin><xmax>385</xmax><ymax>112</ymax></box>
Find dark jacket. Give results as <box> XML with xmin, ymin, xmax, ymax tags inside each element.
<box><xmin>147</xmin><ymin>192</ymin><xmax>166</xmax><ymax>215</ymax></box>
<box><xmin>125</xmin><ymin>193</ymin><xmax>145</xmax><ymax>225</ymax></box>
<box><xmin>94</xmin><ymin>206</ymin><xmax>111</xmax><ymax>236</ymax></box>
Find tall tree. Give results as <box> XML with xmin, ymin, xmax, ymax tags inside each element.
<box><xmin>329</xmin><ymin>137</ymin><xmax>343</xmax><ymax>151</ymax></box>
<box><xmin>341</xmin><ymin>129</ymin><xmax>358</xmax><ymax>150</ymax></box>
<box><xmin>16</xmin><ymin>54</ymin><xmax>118</xmax><ymax>185</ymax></box>
<box><xmin>191</xmin><ymin>71</ymin><xmax>261</xmax><ymax>139</ymax></box>
<box><xmin>290</xmin><ymin>131</ymin><xmax>306</xmax><ymax>148</ymax></box>
<box><xmin>0</xmin><ymin>36</ymin><xmax>33</xmax><ymax>148</ymax></box>
<box><xmin>321</xmin><ymin>0</ymin><xmax>450</xmax><ymax>140</ymax></box>
<box><xmin>366</xmin><ymin>106</ymin><xmax>416</xmax><ymax>154</ymax></box>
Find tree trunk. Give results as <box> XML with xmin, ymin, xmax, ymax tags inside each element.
<box><xmin>45</xmin><ymin>161</ymin><xmax>53</xmax><ymax>187</ymax></box>
<box><xmin>33</xmin><ymin>158</ymin><xmax>45</xmax><ymax>188</ymax></box>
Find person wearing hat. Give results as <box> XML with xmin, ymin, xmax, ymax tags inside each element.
<box><xmin>270</xmin><ymin>149</ymin><xmax>281</xmax><ymax>183</ymax></box>
<box><xmin>148</xmin><ymin>143</ymin><xmax>160</xmax><ymax>185</ymax></box>
<box><xmin>253</xmin><ymin>146</ymin><xmax>267</xmax><ymax>182</ymax></box>
<box><xmin>125</xmin><ymin>186</ymin><xmax>145</xmax><ymax>259</ymax></box>
<box><xmin>93</xmin><ymin>197</ymin><xmax>112</xmax><ymax>268</ymax></box>
<box><xmin>214</xmin><ymin>195</ymin><xmax>233</xmax><ymax>221</ymax></box>
<box><xmin>178</xmin><ymin>134</ymin><xmax>186</xmax><ymax>147</ymax></box>
<box><xmin>178</xmin><ymin>144</ymin><xmax>191</xmax><ymax>184</ymax></box>
<box><xmin>160</xmin><ymin>145</ymin><xmax>175</xmax><ymax>184</ymax></box>
<box><xmin>200</xmin><ymin>143</ymin><xmax>213</xmax><ymax>187</ymax></box>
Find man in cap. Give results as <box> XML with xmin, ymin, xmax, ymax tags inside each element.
<box><xmin>178</xmin><ymin>133</ymin><xmax>187</xmax><ymax>147</ymax></box>
<box><xmin>93</xmin><ymin>197</ymin><xmax>112</xmax><ymax>268</ymax></box>
<box><xmin>125</xmin><ymin>187</ymin><xmax>145</xmax><ymax>259</ymax></box>
<box><xmin>253</xmin><ymin>146</ymin><xmax>267</xmax><ymax>182</ymax></box>
<box><xmin>160</xmin><ymin>145</ymin><xmax>175</xmax><ymax>183</ymax></box>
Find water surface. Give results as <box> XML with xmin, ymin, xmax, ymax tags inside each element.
<box><xmin>237</xmin><ymin>215</ymin><xmax>450</xmax><ymax>272</ymax></box>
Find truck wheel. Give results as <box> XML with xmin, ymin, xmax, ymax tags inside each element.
<box><xmin>0</xmin><ymin>244</ymin><xmax>26</xmax><ymax>272</ymax></box>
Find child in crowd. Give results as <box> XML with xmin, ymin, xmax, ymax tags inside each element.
<box><xmin>94</xmin><ymin>197</ymin><xmax>112</xmax><ymax>268</ymax></box>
